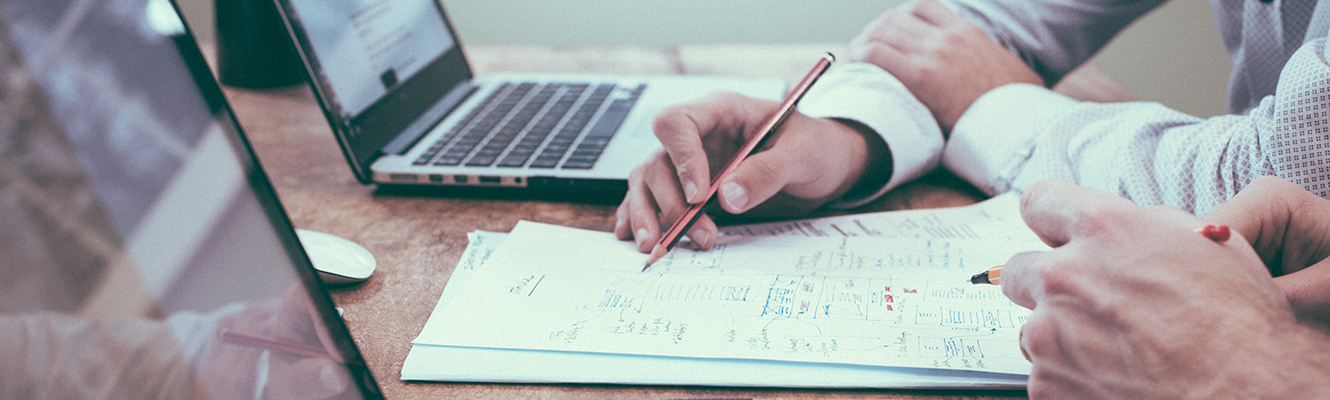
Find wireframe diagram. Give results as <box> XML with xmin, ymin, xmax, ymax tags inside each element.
<box><xmin>423</xmin><ymin>219</ymin><xmax>1043</xmax><ymax>375</ymax></box>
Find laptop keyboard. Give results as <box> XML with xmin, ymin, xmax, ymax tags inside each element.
<box><xmin>412</xmin><ymin>81</ymin><xmax>645</xmax><ymax>170</ymax></box>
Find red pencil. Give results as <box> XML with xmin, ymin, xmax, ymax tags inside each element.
<box><xmin>643</xmin><ymin>53</ymin><xmax>835</xmax><ymax>271</ymax></box>
<box><xmin>1192</xmin><ymin>224</ymin><xmax>1230</xmax><ymax>242</ymax></box>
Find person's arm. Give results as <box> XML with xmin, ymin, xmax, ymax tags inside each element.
<box><xmin>941</xmin><ymin>0</ymin><xmax>1166</xmax><ymax>87</ymax></box>
<box><xmin>0</xmin><ymin>314</ymin><xmax>206</xmax><ymax>400</ymax></box>
<box><xmin>846</xmin><ymin>0</ymin><xmax>1045</xmax><ymax>133</ymax></box>
<box><xmin>1002</xmin><ymin>179</ymin><xmax>1330</xmax><ymax>398</ymax></box>
<box><xmin>947</xmin><ymin>38</ymin><xmax>1330</xmax><ymax>215</ymax></box>
<box><xmin>1203</xmin><ymin>175</ymin><xmax>1330</xmax><ymax>333</ymax></box>
<box><xmin>845</xmin><ymin>0</ymin><xmax>1162</xmax><ymax>133</ymax></box>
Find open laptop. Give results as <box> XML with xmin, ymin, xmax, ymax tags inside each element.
<box><xmin>0</xmin><ymin>0</ymin><xmax>381</xmax><ymax>398</ymax></box>
<box><xmin>271</xmin><ymin>0</ymin><xmax>785</xmax><ymax>194</ymax></box>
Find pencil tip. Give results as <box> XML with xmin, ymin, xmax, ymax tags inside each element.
<box><xmin>641</xmin><ymin>245</ymin><xmax>667</xmax><ymax>272</ymax></box>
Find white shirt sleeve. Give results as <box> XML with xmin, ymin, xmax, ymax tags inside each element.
<box><xmin>944</xmin><ymin>37</ymin><xmax>1330</xmax><ymax>216</ymax></box>
<box><xmin>797</xmin><ymin>62</ymin><xmax>944</xmax><ymax>209</ymax></box>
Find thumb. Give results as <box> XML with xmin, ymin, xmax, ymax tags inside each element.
<box><xmin>716</xmin><ymin>150</ymin><xmax>794</xmax><ymax>214</ymax></box>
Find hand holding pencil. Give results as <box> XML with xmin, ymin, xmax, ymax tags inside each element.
<box><xmin>616</xmin><ymin>54</ymin><xmax>891</xmax><ymax>268</ymax></box>
<box><xmin>641</xmin><ymin>54</ymin><xmax>835</xmax><ymax>269</ymax></box>
<box><xmin>983</xmin><ymin>179</ymin><xmax>1330</xmax><ymax>397</ymax></box>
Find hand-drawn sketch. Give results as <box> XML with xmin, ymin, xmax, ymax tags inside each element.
<box><xmin>415</xmin><ymin>196</ymin><xmax>1046</xmax><ymax>375</ymax></box>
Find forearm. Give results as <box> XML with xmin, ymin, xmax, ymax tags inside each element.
<box><xmin>0</xmin><ymin>314</ymin><xmax>204</xmax><ymax>399</ymax></box>
<box><xmin>941</xmin><ymin>0</ymin><xmax>1165</xmax><ymax>86</ymax></box>
<box><xmin>946</xmin><ymin>83</ymin><xmax>1274</xmax><ymax>215</ymax></box>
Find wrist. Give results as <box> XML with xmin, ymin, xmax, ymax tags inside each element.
<box><xmin>1213</xmin><ymin>315</ymin><xmax>1330</xmax><ymax>398</ymax></box>
<box><xmin>828</xmin><ymin>118</ymin><xmax>892</xmax><ymax>203</ymax></box>
<box><xmin>1263</xmin><ymin>323</ymin><xmax>1330</xmax><ymax>396</ymax></box>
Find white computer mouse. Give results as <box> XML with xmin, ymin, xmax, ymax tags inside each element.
<box><xmin>295</xmin><ymin>229</ymin><xmax>376</xmax><ymax>284</ymax></box>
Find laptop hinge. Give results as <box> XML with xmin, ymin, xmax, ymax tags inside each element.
<box><xmin>382</xmin><ymin>81</ymin><xmax>478</xmax><ymax>155</ymax></box>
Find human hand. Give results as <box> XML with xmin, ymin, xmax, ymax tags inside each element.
<box><xmin>615</xmin><ymin>92</ymin><xmax>888</xmax><ymax>253</ymax></box>
<box><xmin>1203</xmin><ymin>176</ymin><xmax>1330</xmax><ymax>332</ymax></box>
<box><xmin>1002</xmin><ymin>179</ymin><xmax>1330</xmax><ymax>398</ymax></box>
<box><xmin>201</xmin><ymin>286</ymin><xmax>351</xmax><ymax>399</ymax></box>
<box><xmin>847</xmin><ymin>0</ymin><xmax>1041</xmax><ymax>133</ymax></box>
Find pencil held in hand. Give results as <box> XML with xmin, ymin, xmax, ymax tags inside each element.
<box><xmin>1193</xmin><ymin>224</ymin><xmax>1230</xmax><ymax>242</ymax></box>
<box><xmin>642</xmin><ymin>53</ymin><xmax>836</xmax><ymax>271</ymax></box>
<box><xmin>969</xmin><ymin>265</ymin><xmax>1002</xmax><ymax>285</ymax></box>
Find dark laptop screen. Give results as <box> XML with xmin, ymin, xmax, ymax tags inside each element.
<box><xmin>276</xmin><ymin>0</ymin><xmax>473</xmax><ymax>182</ymax></box>
<box><xmin>0</xmin><ymin>0</ymin><xmax>380</xmax><ymax>398</ymax></box>
<box><xmin>284</xmin><ymin>0</ymin><xmax>455</xmax><ymax>118</ymax></box>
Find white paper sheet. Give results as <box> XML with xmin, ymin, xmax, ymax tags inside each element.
<box><xmin>409</xmin><ymin>194</ymin><xmax>1045</xmax><ymax>382</ymax></box>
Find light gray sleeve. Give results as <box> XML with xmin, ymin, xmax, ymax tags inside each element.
<box><xmin>941</xmin><ymin>0</ymin><xmax>1168</xmax><ymax>85</ymax></box>
<box><xmin>947</xmin><ymin>38</ymin><xmax>1330</xmax><ymax>216</ymax></box>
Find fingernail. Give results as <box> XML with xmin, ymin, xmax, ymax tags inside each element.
<box><xmin>683</xmin><ymin>180</ymin><xmax>698</xmax><ymax>202</ymax></box>
<box><xmin>320</xmin><ymin>363</ymin><xmax>342</xmax><ymax>391</ymax></box>
<box><xmin>721</xmin><ymin>182</ymin><xmax>748</xmax><ymax>211</ymax></box>
<box><xmin>695</xmin><ymin>229</ymin><xmax>713</xmax><ymax>248</ymax></box>
<box><xmin>614</xmin><ymin>219</ymin><xmax>624</xmax><ymax>232</ymax></box>
<box><xmin>1019</xmin><ymin>329</ymin><xmax>1031</xmax><ymax>362</ymax></box>
<box><xmin>635</xmin><ymin>228</ymin><xmax>650</xmax><ymax>247</ymax></box>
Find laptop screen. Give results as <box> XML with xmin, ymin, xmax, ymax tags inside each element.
<box><xmin>277</xmin><ymin>0</ymin><xmax>473</xmax><ymax>182</ymax></box>
<box><xmin>0</xmin><ymin>0</ymin><xmax>380</xmax><ymax>398</ymax></box>
<box><xmin>283</xmin><ymin>0</ymin><xmax>456</xmax><ymax>118</ymax></box>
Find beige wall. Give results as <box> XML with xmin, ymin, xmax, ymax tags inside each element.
<box><xmin>177</xmin><ymin>0</ymin><xmax>1230</xmax><ymax>117</ymax></box>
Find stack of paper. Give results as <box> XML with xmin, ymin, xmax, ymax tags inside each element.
<box><xmin>403</xmin><ymin>194</ymin><xmax>1045</xmax><ymax>388</ymax></box>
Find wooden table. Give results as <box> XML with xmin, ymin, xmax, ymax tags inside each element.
<box><xmin>218</xmin><ymin>44</ymin><xmax>1133</xmax><ymax>400</ymax></box>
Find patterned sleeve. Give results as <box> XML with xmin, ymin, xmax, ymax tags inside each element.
<box><xmin>944</xmin><ymin>38</ymin><xmax>1330</xmax><ymax>216</ymax></box>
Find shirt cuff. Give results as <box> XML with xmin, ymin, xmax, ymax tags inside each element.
<box><xmin>944</xmin><ymin>83</ymin><xmax>1078</xmax><ymax>195</ymax></box>
<box><xmin>798</xmin><ymin>62</ymin><xmax>944</xmax><ymax>209</ymax></box>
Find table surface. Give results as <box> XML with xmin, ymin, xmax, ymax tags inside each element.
<box><xmin>218</xmin><ymin>44</ymin><xmax>1134</xmax><ymax>400</ymax></box>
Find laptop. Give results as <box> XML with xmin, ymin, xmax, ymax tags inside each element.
<box><xmin>0</xmin><ymin>0</ymin><xmax>381</xmax><ymax>398</ymax></box>
<box><xmin>271</xmin><ymin>0</ymin><xmax>785</xmax><ymax>194</ymax></box>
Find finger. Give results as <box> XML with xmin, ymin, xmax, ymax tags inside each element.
<box><xmin>618</xmin><ymin>152</ymin><xmax>669</xmax><ymax>241</ymax></box>
<box><xmin>1204</xmin><ymin>175</ymin><xmax>1330</xmax><ymax>274</ymax></box>
<box><xmin>858</xmin><ymin>8</ymin><xmax>934</xmax><ymax>49</ymax></box>
<box><xmin>614</xmin><ymin>200</ymin><xmax>632</xmax><ymax>240</ymax></box>
<box><xmin>652</xmin><ymin>93</ymin><xmax>768</xmax><ymax>204</ymax></box>
<box><xmin>644</xmin><ymin>160</ymin><xmax>720</xmax><ymax>250</ymax></box>
<box><xmin>264</xmin><ymin>357</ymin><xmax>350</xmax><ymax>399</ymax></box>
<box><xmin>849</xmin><ymin>17</ymin><xmax>931</xmax><ymax>73</ymax></box>
<box><xmin>1018</xmin><ymin>310</ymin><xmax>1061</xmax><ymax>366</ymax></box>
<box><xmin>718</xmin><ymin>149</ymin><xmax>791</xmax><ymax>213</ymax></box>
<box><xmin>652</xmin><ymin>104</ymin><xmax>713</xmax><ymax>204</ymax></box>
<box><xmin>1018</xmin><ymin>179</ymin><xmax>1137</xmax><ymax>248</ymax></box>
<box><xmin>910</xmin><ymin>0</ymin><xmax>967</xmax><ymax>27</ymax></box>
<box><xmin>1273</xmin><ymin>258</ymin><xmax>1330</xmax><ymax>328</ymax></box>
<box><xmin>999</xmin><ymin>250</ymin><xmax>1053</xmax><ymax>309</ymax></box>
<box><xmin>1202</xmin><ymin>175</ymin><xmax>1297</xmax><ymax>248</ymax></box>
<box><xmin>715</xmin><ymin>128</ymin><xmax>843</xmax><ymax>214</ymax></box>
<box><xmin>684</xmin><ymin>215</ymin><xmax>719</xmax><ymax>250</ymax></box>
<box><xmin>623</xmin><ymin>166</ymin><xmax>665</xmax><ymax>252</ymax></box>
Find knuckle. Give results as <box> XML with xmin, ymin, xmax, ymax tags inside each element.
<box><xmin>1033</xmin><ymin>258</ymin><xmax>1084</xmax><ymax>297</ymax></box>
<box><xmin>652</xmin><ymin>108</ymin><xmax>691</xmax><ymax>139</ymax></box>
<box><xmin>859</xmin><ymin>45</ymin><xmax>892</xmax><ymax>66</ymax></box>
<box><xmin>1069</xmin><ymin>205</ymin><xmax>1128</xmax><ymax>237</ymax></box>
